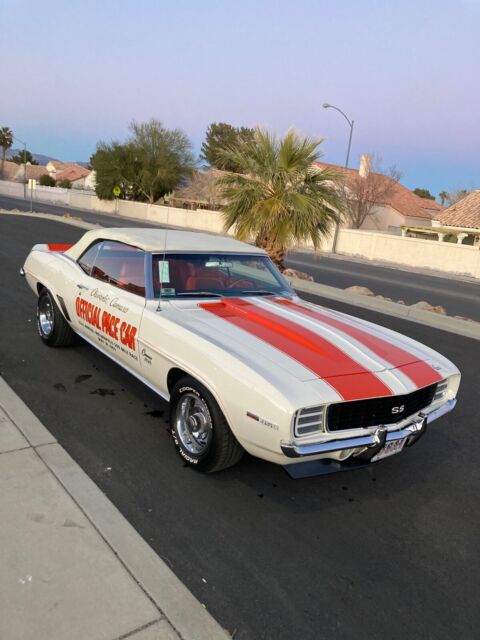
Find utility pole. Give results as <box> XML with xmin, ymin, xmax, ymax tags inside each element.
<box><xmin>322</xmin><ymin>104</ymin><xmax>354</xmax><ymax>253</ymax></box>
<box><xmin>13</xmin><ymin>135</ymin><xmax>28</xmax><ymax>199</ymax></box>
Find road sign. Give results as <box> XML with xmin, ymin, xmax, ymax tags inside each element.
<box><xmin>28</xmin><ymin>179</ymin><xmax>36</xmax><ymax>190</ymax></box>
<box><xmin>112</xmin><ymin>186</ymin><xmax>121</xmax><ymax>197</ymax></box>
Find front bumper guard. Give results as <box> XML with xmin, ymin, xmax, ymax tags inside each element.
<box><xmin>280</xmin><ymin>398</ymin><xmax>456</xmax><ymax>459</ymax></box>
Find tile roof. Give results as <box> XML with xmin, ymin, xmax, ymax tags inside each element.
<box><xmin>314</xmin><ymin>161</ymin><xmax>444</xmax><ymax>220</ymax></box>
<box><xmin>1</xmin><ymin>160</ymin><xmax>48</xmax><ymax>181</ymax></box>
<box><xmin>436</xmin><ymin>191</ymin><xmax>480</xmax><ymax>230</ymax></box>
<box><xmin>26</xmin><ymin>164</ymin><xmax>50</xmax><ymax>180</ymax></box>
<box><xmin>55</xmin><ymin>166</ymin><xmax>90</xmax><ymax>183</ymax></box>
<box><xmin>1</xmin><ymin>160</ymin><xmax>20</xmax><ymax>180</ymax></box>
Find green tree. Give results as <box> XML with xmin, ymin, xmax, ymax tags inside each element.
<box><xmin>9</xmin><ymin>150</ymin><xmax>39</xmax><ymax>165</ymax></box>
<box><xmin>59</xmin><ymin>178</ymin><xmax>72</xmax><ymax>189</ymax></box>
<box><xmin>90</xmin><ymin>141</ymin><xmax>140</xmax><ymax>200</ymax></box>
<box><xmin>439</xmin><ymin>191</ymin><xmax>449</xmax><ymax>206</ymax></box>
<box><xmin>91</xmin><ymin>119</ymin><xmax>196</xmax><ymax>203</ymax></box>
<box><xmin>39</xmin><ymin>174</ymin><xmax>56</xmax><ymax>187</ymax></box>
<box><xmin>413</xmin><ymin>187</ymin><xmax>435</xmax><ymax>200</ymax></box>
<box><xmin>217</xmin><ymin>128</ymin><xmax>343</xmax><ymax>270</ymax></box>
<box><xmin>0</xmin><ymin>126</ymin><xmax>14</xmax><ymax>176</ymax></box>
<box><xmin>200</xmin><ymin>122</ymin><xmax>255</xmax><ymax>172</ymax></box>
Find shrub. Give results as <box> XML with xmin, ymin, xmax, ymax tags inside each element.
<box><xmin>39</xmin><ymin>174</ymin><xmax>56</xmax><ymax>187</ymax></box>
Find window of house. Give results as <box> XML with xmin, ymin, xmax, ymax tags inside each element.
<box><xmin>85</xmin><ymin>240</ymin><xmax>146</xmax><ymax>296</ymax></box>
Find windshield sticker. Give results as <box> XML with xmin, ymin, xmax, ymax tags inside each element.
<box><xmin>161</xmin><ymin>287</ymin><xmax>176</xmax><ymax>295</ymax></box>
<box><xmin>205</xmin><ymin>259</ymin><xmax>233</xmax><ymax>268</ymax></box>
<box><xmin>158</xmin><ymin>261</ymin><xmax>170</xmax><ymax>283</ymax></box>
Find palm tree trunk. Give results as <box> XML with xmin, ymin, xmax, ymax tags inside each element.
<box><xmin>255</xmin><ymin>230</ymin><xmax>286</xmax><ymax>271</ymax></box>
<box><xmin>1</xmin><ymin>147</ymin><xmax>6</xmax><ymax>177</ymax></box>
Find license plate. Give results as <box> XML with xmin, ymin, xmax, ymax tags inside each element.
<box><xmin>371</xmin><ymin>437</ymin><xmax>407</xmax><ymax>462</ymax></box>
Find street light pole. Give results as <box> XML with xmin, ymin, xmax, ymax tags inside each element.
<box><xmin>322</xmin><ymin>103</ymin><xmax>354</xmax><ymax>253</ymax></box>
<box><xmin>13</xmin><ymin>135</ymin><xmax>27</xmax><ymax>199</ymax></box>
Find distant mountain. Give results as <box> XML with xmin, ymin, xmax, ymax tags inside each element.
<box><xmin>6</xmin><ymin>149</ymin><xmax>89</xmax><ymax>168</ymax></box>
<box><xmin>6</xmin><ymin>148</ymin><xmax>59</xmax><ymax>166</ymax></box>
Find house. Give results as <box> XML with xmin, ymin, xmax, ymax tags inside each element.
<box><xmin>46</xmin><ymin>161</ymin><xmax>93</xmax><ymax>189</ymax></box>
<box><xmin>1</xmin><ymin>160</ymin><xmax>49</xmax><ymax>182</ymax></box>
<box><xmin>430</xmin><ymin>191</ymin><xmax>480</xmax><ymax>246</ymax></box>
<box><xmin>54</xmin><ymin>165</ymin><xmax>92</xmax><ymax>189</ymax></box>
<box><xmin>314</xmin><ymin>157</ymin><xmax>444</xmax><ymax>231</ymax></box>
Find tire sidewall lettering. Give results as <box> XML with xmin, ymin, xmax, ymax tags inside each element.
<box><xmin>172</xmin><ymin>384</ymin><xmax>213</xmax><ymax>465</ymax></box>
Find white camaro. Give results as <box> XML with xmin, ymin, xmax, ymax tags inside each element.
<box><xmin>21</xmin><ymin>228</ymin><xmax>460</xmax><ymax>475</ymax></box>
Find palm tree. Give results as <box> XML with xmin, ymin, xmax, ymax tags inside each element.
<box><xmin>216</xmin><ymin>128</ymin><xmax>343</xmax><ymax>270</ymax></box>
<box><xmin>439</xmin><ymin>191</ymin><xmax>449</xmax><ymax>206</ymax></box>
<box><xmin>0</xmin><ymin>126</ymin><xmax>14</xmax><ymax>176</ymax></box>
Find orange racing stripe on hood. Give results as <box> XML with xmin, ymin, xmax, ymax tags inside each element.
<box><xmin>199</xmin><ymin>298</ymin><xmax>393</xmax><ymax>401</ymax></box>
<box><xmin>272</xmin><ymin>298</ymin><xmax>442</xmax><ymax>389</ymax></box>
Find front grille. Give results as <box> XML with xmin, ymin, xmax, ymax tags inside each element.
<box><xmin>327</xmin><ymin>383</ymin><xmax>438</xmax><ymax>432</ymax></box>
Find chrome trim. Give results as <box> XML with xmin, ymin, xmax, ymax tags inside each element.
<box><xmin>421</xmin><ymin>398</ymin><xmax>456</xmax><ymax>422</ymax></box>
<box><xmin>19</xmin><ymin>267</ymin><xmax>25</xmax><ymax>277</ymax></box>
<box><xmin>281</xmin><ymin>399</ymin><xmax>456</xmax><ymax>459</ymax></box>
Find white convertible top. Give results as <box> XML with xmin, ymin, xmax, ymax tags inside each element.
<box><xmin>64</xmin><ymin>228</ymin><xmax>266</xmax><ymax>260</ymax></box>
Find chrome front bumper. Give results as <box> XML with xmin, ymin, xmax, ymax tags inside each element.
<box><xmin>280</xmin><ymin>398</ymin><xmax>456</xmax><ymax>459</ymax></box>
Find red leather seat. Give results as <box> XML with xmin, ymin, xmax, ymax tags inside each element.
<box><xmin>185</xmin><ymin>266</ymin><xmax>227</xmax><ymax>291</ymax></box>
<box><xmin>185</xmin><ymin>275</ymin><xmax>224</xmax><ymax>290</ymax></box>
<box><xmin>117</xmin><ymin>259</ymin><xmax>145</xmax><ymax>295</ymax></box>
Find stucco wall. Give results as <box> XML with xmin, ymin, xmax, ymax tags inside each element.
<box><xmin>1</xmin><ymin>180</ymin><xmax>478</xmax><ymax>278</ymax></box>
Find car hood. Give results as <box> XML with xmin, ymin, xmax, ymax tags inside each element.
<box><xmin>167</xmin><ymin>296</ymin><xmax>449</xmax><ymax>399</ymax></box>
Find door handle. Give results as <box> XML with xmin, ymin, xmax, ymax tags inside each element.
<box><xmin>76</xmin><ymin>283</ymin><xmax>89</xmax><ymax>290</ymax></box>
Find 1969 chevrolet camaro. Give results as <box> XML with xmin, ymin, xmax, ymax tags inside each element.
<box><xmin>21</xmin><ymin>227</ymin><xmax>460</xmax><ymax>475</ymax></box>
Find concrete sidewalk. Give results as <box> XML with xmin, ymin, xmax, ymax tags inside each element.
<box><xmin>0</xmin><ymin>376</ymin><xmax>230</xmax><ymax>640</ymax></box>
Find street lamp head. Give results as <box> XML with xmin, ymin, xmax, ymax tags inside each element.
<box><xmin>322</xmin><ymin>103</ymin><xmax>331</xmax><ymax>109</ymax></box>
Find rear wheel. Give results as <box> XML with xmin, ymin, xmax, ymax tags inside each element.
<box><xmin>169</xmin><ymin>376</ymin><xmax>244</xmax><ymax>472</ymax></box>
<box><xmin>37</xmin><ymin>289</ymin><xmax>76</xmax><ymax>347</ymax></box>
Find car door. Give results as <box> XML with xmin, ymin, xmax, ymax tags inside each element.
<box><xmin>75</xmin><ymin>240</ymin><xmax>146</xmax><ymax>373</ymax></box>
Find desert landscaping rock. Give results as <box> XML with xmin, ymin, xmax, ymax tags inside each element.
<box><xmin>345</xmin><ymin>285</ymin><xmax>375</xmax><ymax>296</ymax></box>
<box><xmin>410</xmin><ymin>301</ymin><xmax>447</xmax><ymax>315</ymax></box>
<box><xmin>282</xmin><ymin>268</ymin><xmax>314</xmax><ymax>281</ymax></box>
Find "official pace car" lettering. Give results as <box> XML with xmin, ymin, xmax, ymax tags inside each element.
<box><xmin>75</xmin><ymin>297</ymin><xmax>137</xmax><ymax>350</ymax></box>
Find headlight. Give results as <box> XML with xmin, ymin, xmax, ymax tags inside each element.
<box><xmin>435</xmin><ymin>374</ymin><xmax>461</xmax><ymax>403</ymax></box>
<box><xmin>294</xmin><ymin>405</ymin><xmax>326</xmax><ymax>437</ymax></box>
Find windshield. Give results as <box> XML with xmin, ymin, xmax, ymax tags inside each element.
<box><xmin>151</xmin><ymin>253</ymin><xmax>293</xmax><ymax>299</ymax></box>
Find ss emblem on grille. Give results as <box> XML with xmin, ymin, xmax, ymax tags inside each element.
<box><xmin>391</xmin><ymin>405</ymin><xmax>405</xmax><ymax>414</ymax></box>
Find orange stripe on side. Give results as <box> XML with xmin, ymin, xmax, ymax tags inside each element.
<box><xmin>200</xmin><ymin>298</ymin><xmax>392</xmax><ymax>401</ymax></box>
<box><xmin>274</xmin><ymin>299</ymin><xmax>442</xmax><ymax>389</ymax></box>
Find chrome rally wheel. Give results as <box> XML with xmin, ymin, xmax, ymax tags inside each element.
<box><xmin>169</xmin><ymin>377</ymin><xmax>244</xmax><ymax>472</ymax></box>
<box><xmin>175</xmin><ymin>392</ymin><xmax>213</xmax><ymax>455</ymax></box>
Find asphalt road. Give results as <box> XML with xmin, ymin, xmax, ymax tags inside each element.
<box><xmin>2</xmin><ymin>192</ymin><xmax>479</xmax><ymax>320</ymax></box>
<box><xmin>1</xmin><ymin>214</ymin><xmax>479</xmax><ymax>640</ymax></box>
<box><xmin>285</xmin><ymin>252</ymin><xmax>480</xmax><ymax>321</ymax></box>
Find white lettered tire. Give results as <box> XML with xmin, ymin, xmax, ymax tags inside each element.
<box><xmin>169</xmin><ymin>376</ymin><xmax>243</xmax><ymax>472</ymax></box>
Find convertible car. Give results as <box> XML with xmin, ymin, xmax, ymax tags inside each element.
<box><xmin>21</xmin><ymin>228</ymin><xmax>460</xmax><ymax>474</ymax></box>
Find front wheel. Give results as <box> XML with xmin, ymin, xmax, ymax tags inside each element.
<box><xmin>37</xmin><ymin>289</ymin><xmax>76</xmax><ymax>347</ymax></box>
<box><xmin>169</xmin><ymin>376</ymin><xmax>244</xmax><ymax>472</ymax></box>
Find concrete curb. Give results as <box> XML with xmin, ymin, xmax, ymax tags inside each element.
<box><xmin>0</xmin><ymin>209</ymin><xmax>101</xmax><ymax>230</ymax></box>
<box><xmin>286</xmin><ymin>277</ymin><xmax>480</xmax><ymax>341</ymax></box>
<box><xmin>0</xmin><ymin>376</ymin><xmax>230</xmax><ymax>640</ymax></box>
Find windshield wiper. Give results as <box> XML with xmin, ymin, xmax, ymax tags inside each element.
<box><xmin>176</xmin><ymin>292</ymin><xmax>223</xmax><ymax>298</ymax></box>
<box><xmin>240</xmin><ymin>290</ymin><xmax>276</xmax><ymax>296</ymax></box>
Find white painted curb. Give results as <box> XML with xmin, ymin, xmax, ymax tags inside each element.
<box><xmin>0</xmin><ymin>376</ymin><xmax>231</xmax><ymax>640</ymax></box>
